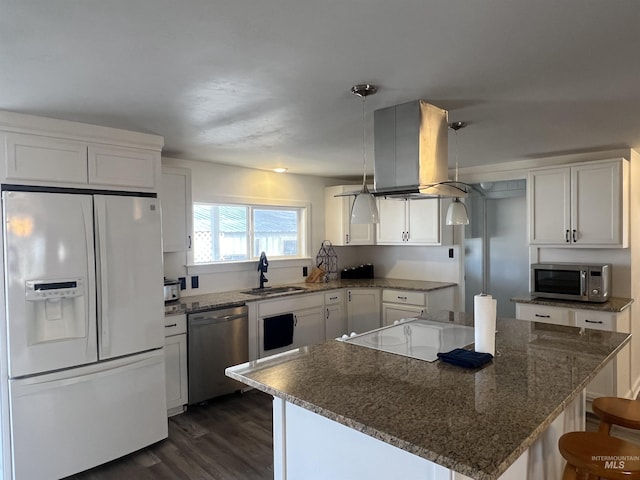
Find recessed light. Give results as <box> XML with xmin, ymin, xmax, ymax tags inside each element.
<box><xmin>273</xmin><ymin>167</ymin><xmax>288</xmax><ymax>173</ymax></box>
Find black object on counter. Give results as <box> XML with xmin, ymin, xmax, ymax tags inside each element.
<box><xmin>264</xmin><ymin>313</ymin><xmax>294</xmax><ymax>351</ymax></box>
<box><xmin>340</xmin><ymin>264</ymin><xmax>374</xmax><ymax>279</ymax></box>
<box><xmin>437</xmin><ymin>349</ymin><xmax>493</xmax><ymax>369</ymax></box>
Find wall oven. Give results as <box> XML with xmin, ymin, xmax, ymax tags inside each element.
<box><xmin>531</xmin><ymin>263</ymin><xmax>611</xmax><ymax>303</ymax></box>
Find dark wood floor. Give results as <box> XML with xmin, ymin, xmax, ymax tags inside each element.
<box><xmin>67</xmin><ymin>390</ymin><xmax>274</xmax><ymax>480</ymax></box>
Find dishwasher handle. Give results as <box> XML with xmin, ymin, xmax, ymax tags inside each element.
<box><xmin>189</xmin><ymin>312</ymin><xmax>247</xmax><ymax>327</ymax></box>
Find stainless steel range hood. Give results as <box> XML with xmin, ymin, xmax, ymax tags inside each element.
<box><xmin>373</xmin><ymin>100</ymin><xmax>468</xmax><ymax>198</ymax></box>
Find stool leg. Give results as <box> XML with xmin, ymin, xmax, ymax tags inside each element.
<box><xmin>562</xmin><ymin>462</ymin><xmax>578</xmax><ymax>480</ymax></box>
<box><xmin>598</xmin><ymin>420</ymin><xmax>613</xmax><ymax>435</ymax></box>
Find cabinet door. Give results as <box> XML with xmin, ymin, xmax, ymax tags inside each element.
<box><xmin>346</xmin><ymin>289</ymin><xmax>381</xmax><ymax>333</ymax></box>
<box><xmin>325</xmin><ymin>303</ymin><xmax>346</xmax><ymax>339</ymax></box>
<box><xmin>325</xmin><ymin>185</ymin><xmax>375</xmax><ymax>246</ymax></box>
<box><xmin>425</xmin><ymin>287</ymin><xmax>455</xmax><ymax>314</ymax></box>
<box><xmin>376</xmin><ymin>198</ymin><xmax>406</xmax><ymax>244</ymax></box>
<box><xmin>88</xmin><ymin>144</ymin><xmax>158</xmax><ymax>190</ymax></box>
<box><xmin>160</xmin><ymin>167</ymin><xmax>192</xmax><ymax>252</ymax></box>
<box><xmin>528</xmin><ymin>167</ymin><xmax>571</xmax><ymax>244</ymax></box>
<box><xmin>406</xmin><ymin>198</ymin><xmax>440</xmax><ymax>244</ymax></box>
<box><xmin>293</xmin><ymin>307</ymin><xmax>325</xmax><ymax>348</ymax></box>
<box><xmin>4</xmin><ymin>132</ymin><xmax>88</xmax><ymax>184</ymax></box>
<box><xmin>164</xmin><ymin>333</ymin><xmax>188</xmax><ymax>415</ymax></box>
<box><xmin>382</xmin><ymin>304</ymin><xmax>424</xmax><ymax>326</ymax></box>
<box><xmin>571</xmin><ymin>161</ymin><xmax>623</xmax><ymax>246</ymax></box>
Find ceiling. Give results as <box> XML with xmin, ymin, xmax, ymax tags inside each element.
<box><xmin>2</xmin><ymin>1</ymin><xmax>640</xmax><ymax>178</ymax></box>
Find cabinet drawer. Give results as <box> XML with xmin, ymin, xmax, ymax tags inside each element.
<box><xmin>575</xmin><ymin>311</ymin><xmax>616</xmax><ymax>332</ymax></box>
<box><xmin>258</xmin><ymin>294</ymin><xmax>323</xmax><ymax>317</ymax></box>
<box><xmin>516</xmin><ymin>304</ymin><xmax>573</xmax><ymax>326</ymax></box>
<box><xmin>324</xmin><ymin>290</ymin><xmax>344</xmax><ymax>305</ymax></box>
<box><xmin>382</xmin><ymin>289</ymin><xmax>425</xmax><ymax>306</ymax></box>
<box><xmin>164</xmin><ymin>314</ymin><xmax>187</xmax><ymax>336</ymax></box>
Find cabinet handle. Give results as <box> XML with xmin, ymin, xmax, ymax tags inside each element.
<box><xmin>326</xmin><ymin>308</ymin><xmax>329</xmax><ymax>320</ymax></box>
<box><xmin>397</xmin><ymin>296</ymin><xmax>408</xmax><ymax>300</ymax></box>
<box><xmin>535</xmin><ymin>314</ymin><xmax>551</xmax><ymax>318</ymax></box>
<box><xmin>565</xmin><ymin>230</ymin><xmax>570</xmax><ymax>243</ymax></box>
<box><xmin>348</xmin><ymin>291</ymin><xmax>351</xmax><ymax>302</ymax></box>
<box><xmin>165</xmin><ymin>323</ymin><xmax>177</xmax><ymax>328</ymax></box>
<box><xmin>188</xmin><ymin>235</ymin><xmax>192</xmax><ymax>249</ymax></box>
<box><xmin>294</xmin><ymin>314</ymin><xmax>298</xmax><ymax>327</ymax></box>
<box><xmin>572</xmin><ymin>229</ymin><xmax>577</xmax><ymax>243</ymax></box>
<box><xmin>329</xmin><ymin>296</ymin><xmax>338</xmax><ymax>300</ymax></box>
<box><xmin>346</xmin><ymin>234</ymin><xmax>350</xmax><ymax>244</ymax></box>
<box><xmin>405</xmin><ymin>231</ymin><xmax>410</xmax><ymax>241</ymax></box>
<box><xmin>585</xmin><ymin>319</ymin><xmax>604</xmax><ymax>324</ymax></box>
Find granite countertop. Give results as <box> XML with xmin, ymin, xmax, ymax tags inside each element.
<box><xmin>164</xmin><ymin>278</ymin><xmax>456</xmax><ymax>316</ymax></box>
<box><xmin>511</xmin><ymin>295</ymin><xmax>633</xmax><ymax>313</ymax></box>
<box><xmin>227</xmin><ymin>312</ymin><xmax>630</xmax><ymax>480</ymax></box>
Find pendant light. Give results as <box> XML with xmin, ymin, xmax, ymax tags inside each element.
<box><xmin>350</xmin><ymin>84</ymin><xmax>379</xmax><ymax>224</ymax></box>
<box><xmin>445</xmin><ymin>121</ymin><xmax>470</xmax><ymax>225</ymax></box>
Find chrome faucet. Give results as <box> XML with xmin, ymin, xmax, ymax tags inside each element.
<box><xmin>258</xmin><ymin>251</ymin><xmax>269</xmax><ymax>289</ymax></box>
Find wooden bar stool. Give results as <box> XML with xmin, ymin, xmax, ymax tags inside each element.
<box><xmin>593</xmin><ymin>397</ymin><xmax>640</xmax><ymax>435</ymax></box>
<box><xmin>559</xmin><ymin>432</ymin><xmax>640</xmax><ymax>479</ymax></box>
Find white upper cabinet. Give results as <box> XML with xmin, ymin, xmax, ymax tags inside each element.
<box><xmin>324</xmin><ymin>185</ymin><xmax>376</xmax><ymax>246</ymax></box>
<box><xmin>377</xmin><ymin>197</ymin><xmax>449</xmax><ymax>245</ymax></box>
<box><xmin>0</xmin><ymin>111</ymin><xmax>163</xmax><ymax>191</ymax></box>
<box><xmin>160</xmin><ymin>166</ymin><xmax>192</xmax><ymax>252</ymax></box>
<box><xmin>88</xmin><ymin>145</ymin><xmax>158</xmax><ymax>189</ymax></box>
<box><xmin>4</xmin><ymin>133</ymin><xmax>88</xmax><ymax>184</ymax></box>
<box><xmin>528</xmin><ymin>159</ymin><xmax>628</xmax><ymax>247</ymax></box>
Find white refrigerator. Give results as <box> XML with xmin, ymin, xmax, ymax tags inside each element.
<box><xmin>2</xmin><ymin>189</ymin><xmax>167</xmax><ymax>479</ymax></box>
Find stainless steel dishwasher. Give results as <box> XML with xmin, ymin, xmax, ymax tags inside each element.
<box><xmin>188</xmin><ymin>305</ymin><xmax>248</xmax><ymax>404</ymax></box>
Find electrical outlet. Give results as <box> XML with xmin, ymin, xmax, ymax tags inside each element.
<box><xmin>191</xmin><ymin>275</ymin><xmax>199</xmax><ymax>289</ymax></box>
<box><xmin>178</xmin><ymin>277</ymin><xmax>186</xmax><ymax>290</ymax></box>
<box><xmin>303</xmin><ymin>266</ymin><xmax>308</xmax><ymax>277</ymax></box>
<box><xmin>448</xmin><ymin>248</ymin><xmax>454</xmax><ymax>259</ymax></box>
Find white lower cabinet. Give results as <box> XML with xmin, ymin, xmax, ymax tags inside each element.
<box><xmin>515</xmin><ymin>303</ymin><xmax>631</xmax><ymax>402</ymax></box>
<box><xmin>347</xmin><ymin>289</ymin><xmax>381</xmax><ymax>334</ymax></box>
<box><xmin>325</xmin><ymin>290</ymin><xmax>346</xmax><ymax>339</ymax></box>
<box><xmin>382</xmin><ymin>287</ymin><xmax>455</xmax><ymax>326</ymax></box>
<box><xmin>256</xmin><ymin>294</ymin><xmax>325</xmax><ymax>358</ymax></box>
<box><xmin>164</xmin><ymin>314</ymin><xmax>188</xmax><ymax>416</ymax></box>
<box><xmin>382</xmin><ymin>289</ymin><xmax>425</xmax><ymax>326</ymax></box>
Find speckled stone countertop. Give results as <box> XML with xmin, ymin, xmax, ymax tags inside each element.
<box><xmin>227</xmin><ymin>312</ymin><xmax>630</xmax><ymax>480</ymax></box>
<box><xmin>511</xmin><ymin>295</ymin><xmax>633</xmax><ymax>313</ymax></box>
<box><xmin>164</xmin><ymin>279</ymin><xmax>456</xmax><ymax>316</ymax></box>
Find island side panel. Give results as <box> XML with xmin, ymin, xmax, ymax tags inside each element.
<box><xmin>274</xmin><ymin>394</ymin><xmax>584</xmax><ymax>480</ymax></box>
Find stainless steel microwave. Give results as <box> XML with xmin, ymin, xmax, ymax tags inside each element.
<box><xmin>531</xmin><ymin>263</ymin><xmax>611</xmax><ymax>303</ymax></box>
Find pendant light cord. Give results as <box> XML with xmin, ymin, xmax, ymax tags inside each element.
<box><xmin>454</xmin><ymin>128</ymin><xmax>459</xmax><ymax>183</ymax></box>
<box><xmin>361</xmin><ymin>95</ymin><xmax>367</xmax><ymax>189</ymax></box>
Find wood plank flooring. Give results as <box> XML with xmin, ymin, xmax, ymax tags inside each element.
<box><xmin>66</xmin><ymin>390</ymin><xmax>274</xmax><ymax>480</ymax></box>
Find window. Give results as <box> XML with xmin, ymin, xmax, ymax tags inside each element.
<box><xmin>193</xmin><ymin>203</ymin><xmax>305</xmax><ymax>263</ymax></box>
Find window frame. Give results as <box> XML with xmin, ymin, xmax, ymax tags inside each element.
<box><xmin>188</xmin><ymin>196</ymin><xmax>310</xmax><ymax>269</ymax></box>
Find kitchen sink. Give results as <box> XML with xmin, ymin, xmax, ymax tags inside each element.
<box><xmin>241</xmin><ymin>286</ymin><xmax>307</xmax><ymax>296</ymax></box>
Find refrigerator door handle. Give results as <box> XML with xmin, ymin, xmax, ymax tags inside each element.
<box><xmin>95</xmin><ymin>198</ymin><xmax>110</xmax><ymax>355</ymax></box>
<box><xmin>82</xmin><ymin>198</ymin><xmax>97</xmax><ymax>357</ymax></box>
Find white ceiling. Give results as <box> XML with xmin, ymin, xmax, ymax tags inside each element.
<box><xmin>2</xmin><ymin>1</ymin><xmax>640</xmax><ymax>178</ymax></box>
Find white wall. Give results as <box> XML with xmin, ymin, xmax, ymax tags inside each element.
<box><xmin>334</xmin><ymin>245</ymin><xmax>461</xmax><ymax>283</ymax></box>
<box><xmin>162</xmin><ymin>156</ymin><xmax>343</xmax><ymax>295</ymax></box>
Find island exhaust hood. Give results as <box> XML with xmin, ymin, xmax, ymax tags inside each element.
<box><xmin>372</xmin><ymin>100</ymin><xmax>468</xmax><ymax>198</ymax></box>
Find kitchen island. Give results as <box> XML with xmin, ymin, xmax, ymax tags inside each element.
<box><xmin>226</xmin><ymin>312</ymin><xmax>630</xmax><ymax>480</ymax></box>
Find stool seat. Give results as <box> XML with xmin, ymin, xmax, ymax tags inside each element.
<box><xmin>593</xmin><ymin>397</ymin><xmax>640</xmax><ymax>434</ymax></box>
<box><xmin>559</xmin><ymin>431</ymin><xmax>640</xmax><ymax>479</ymax></box>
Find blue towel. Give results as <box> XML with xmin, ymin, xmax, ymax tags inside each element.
<box><xmin>437</xmin><ymin>348</ymin><xmax>493</xmax><ymax>368</ymax></box>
